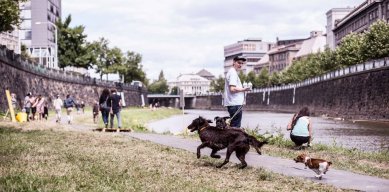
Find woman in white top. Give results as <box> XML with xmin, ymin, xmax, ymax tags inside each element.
<box><xmin>287</xmin><ymin>107</ymin><xmax>312</xmax><ymax>149</ymax></box>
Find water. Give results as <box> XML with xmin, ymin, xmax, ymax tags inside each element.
<box><xmin>147</xmin><ymin>109</ymin><xmax>389</xmax><ymax>151</ymax></box>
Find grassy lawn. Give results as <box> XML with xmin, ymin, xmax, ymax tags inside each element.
<box><xmin>0</xmin><ymin>127</ymin><xmax>351</xmax><ymax>192</ymax></box>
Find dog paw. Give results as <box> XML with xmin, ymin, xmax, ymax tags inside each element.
<box><xmin>216</xmin><ymin>165</ymin><xmax>222</xmax><ymax>168</ymax></box>
<box><xmin>239</xmin><ymin>165</ymin><xmax>247</xmax><ymax>169</ymax></box>
<box><xmin>197</xmin><ymin>153</ymin><xmax>201</xmax><ymax>159</ymax></box>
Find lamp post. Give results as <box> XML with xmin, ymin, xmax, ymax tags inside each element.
<box><xmin>35</xmin><ymin>21</ymin><xmax>58</xmax><ymax>68</ymax></box>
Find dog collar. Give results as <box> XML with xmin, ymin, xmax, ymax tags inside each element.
<box><xmin>199</xmin><ymin>126</ymin><xmax>208</xmax><ymax>132</ymax></box>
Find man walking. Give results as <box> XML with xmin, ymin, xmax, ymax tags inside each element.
<box><xmin>224</xmin><ymin>56</ymin><xmax>251</xmax><ymax>128</ymax></box>
<box><xmin>64</xmin><ymin>95</ymin><xmax>76</xmax><ymax>124</ymax></box>
<box><xmin>107</xmin><ymin>89</ymin><xmax>122</xmax><ymax>129</ymax></box>
<box><xmin>53</xmin><ymin>95</ymin><xmax>63</xmax><ymax>123</ymax></box>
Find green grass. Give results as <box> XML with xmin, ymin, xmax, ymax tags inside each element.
<box><xmin>0</xmin><ymin>127</ymin><xmax>351</xmax><ymax>192</ymax></box>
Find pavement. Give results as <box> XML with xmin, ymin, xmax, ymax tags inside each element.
<box><xmin>123</xmin><ymin>132</ymin><xmax>389</xmax><ymax>192</ymax></box>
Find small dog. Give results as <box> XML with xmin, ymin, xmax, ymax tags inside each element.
<box><xmin>294</xmin><ymin>154</ymin><xmax>332</xmax><ymax>179</ymax></box>
<box><xmin>187</xmin><ymin>116</ymin><xmax>267</xmax><ymax>169</ymax></box>
<box><xmin>214</xmin><ymin>116</ymin><xmax>230</xmax><ymax>129</ymax></box>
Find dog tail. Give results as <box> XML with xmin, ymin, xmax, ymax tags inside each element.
<box><xmin>248</xmin><ymin>135</ymin><xmax>268</xmax><ymax>155</ymax></box>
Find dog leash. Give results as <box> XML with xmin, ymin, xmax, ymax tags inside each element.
<box><xmin>226</xmin><ymin>92</ymin><xmax>247</xmax><ymax>126</ymax></box>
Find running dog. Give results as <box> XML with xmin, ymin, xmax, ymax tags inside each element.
<box><xmin>294</xmin><ymin>153</ymin><xmax>332</xmax><ymax>179</ymax></box>
<box><xmin>187</xmin><ymin>116</ymin><xmax>267</xmax><ymax>169</ymax></box>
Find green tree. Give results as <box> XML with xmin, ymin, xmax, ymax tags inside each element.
<box><xmin>118</xmin><ymin>51</ymin><xmax>146</xmax><ymax>84</ymax></box>
<box><xmin>148</xmin><ymin>70</ymin><xmax>169</xmax><ymax>94</ymax></box>
<box><xmin>170</xmin><ymin>86</ymin><xmax>179</xmax><ymax>95</ymax></box>
<box><xmin>0</xmin><ymin>0</ymin><xmax>26</xmax><ymax>33</ymax></box>
<box><xmin>361</xmin><ymin>19</ymin><xmax>389</xmax><ymax>60</ymax></box>
<box><xmin>335</xmin><ymin>32</ymin><xmax>365</xmax><ymax>67</ymax></box>
<box><xmin>246</xmin><ymin>71</ymin><xmax>256</xmax><ymax>87</ymax></box>
<box><xmin>210</xmin><ymin>75</ymin><xmax>225</xmax><ymax>93</ymax></box>
<box><xmin>57</xmin><ymin>15</ymin><xmax>94</xmax><ymax>69</ymax></box>
<box><xmin>256</xmin><ymin>68</ymin><xmax>270</xmax><ymax>88</ymax></box>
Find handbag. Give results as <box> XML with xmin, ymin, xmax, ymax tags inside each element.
<box><xmin>100</xmin><ymin>97</ymin><xmax>110</xmax><ymax>110</ymax></box>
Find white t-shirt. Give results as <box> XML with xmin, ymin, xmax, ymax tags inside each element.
<box><xmin>224</xmin><ymin>67</ymin><xmax>244</xmax><ymax>106</ymax></box>
<box><xmin>53</xmin><ymin>98</ymin><xmax>63</xmax><ymax>110</ymax></box>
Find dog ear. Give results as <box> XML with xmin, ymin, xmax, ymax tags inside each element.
<box><xmin>207</xmin><ymin>119</ymin><xmax>213</xmax><ymax>123</ymax></box>
<box><xmin>214</xmin><ymin>116</ymin><xmax>219</xmax><ymax>121</ymax></box>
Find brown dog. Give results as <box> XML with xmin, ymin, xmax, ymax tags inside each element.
<box><xmin>294</xmin><ymin>154</ymin><xmax>332</xmax><ymax>179</ymax></box>
<box><xmin>187</xmin><ymin>116</ymin><xmax>267</xmax><ymax>169</ymax></box>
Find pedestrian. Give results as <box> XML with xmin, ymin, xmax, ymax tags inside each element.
<box><xmin>80</xmin><ymin>101</ymin><xmax>85</xmax><ymax>114</ymax></box>
<box><xmin>64</xmin><ymin>95</ymin><xmax>76</xmax><ymax>124</ymax></box>
<box><xmin>23</xmin><ymin>92</ymin><xmax>32</xmax><ymax>121</ymax></box>
<box><xmin>107</xmin><ymin>88</ymin><xmax>122</xmax><ymax>129</ymax></box>
<box><xmin>99</xmin><ymin>88</ymin><xmax>110</xmax><ymax>128</ymax></box>
<box><xmin>287</xmin><ymin>107</ymin><xmax>313</xmax><ymax>150</ymax></box>
<box><xmin>53</xmin><ymin>94</ymin><xmax>63</xmax><ymax>123</ymax></box>
<box><xmin>11</xmin><ymin>93</ymin><xmax>17</xmax><ymax>111</ymax></box>
<box><xmin>92</xmin><ymin>100</ymin><xmax>99</xmax><ymax>124</ymax></box>
<box><xmin>43</xmin><ymin>102</ymin><xmax>49</xmax><ymax>120</ymax></box>
<box><xmin>223</xmin><ymin>56</ymin><xmax>251</xmax><ymax>128</ymax></box>
<box><xmin>30</xmin><ymin>94</ymin><xmax>37</xmax><ymax>120</ymax></box>
<box><xmin>34</xmin><ymin>95</ymin><xmax>45</xmax><ymax>121</ymax></box>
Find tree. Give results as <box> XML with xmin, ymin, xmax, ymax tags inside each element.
<box><xmin>361</xmin><ymin>19</ymin><xmax>389</xmax><ymax>60</ymax></box>
<box><xmin>256</xmin><ymin>68</ymin><xmax>269</xmax><ymax>88</ymax></box>
<box><xmin>0</xmin><ymin>0</ymin><xmax>26</xmax><ymax>33</ymax></box>
<box><xmin>210</xmin><ymin>75</ymin><xmax>225</xmax><ymax>93</ymax></box>
<box><xmin>118</xmin><ymin>51</ymin><xmax>146</xmax><ymax>84</ymax></box>
<box><xmin>148</xmin><ymin>70</ymin><xmax>169</xmax><ymax>94</ymax></box>
<box><xmin>335</xmin><ymin>32</ymin><xmax>365</xmax><ymax>67</ymax></box>
<box><xmin>56</xmin><ymin>15</ymin><xmax>94</xmax><ymax>69</ymax></box>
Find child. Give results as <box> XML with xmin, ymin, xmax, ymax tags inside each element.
<box><xmin>92</xmin><ymin>100</ymin><xmax>99</xmax><ymax>123</ymax></box>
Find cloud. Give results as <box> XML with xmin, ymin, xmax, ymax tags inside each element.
<box><xmin>62</xmin><ymin>0</ymin><xmax>364</xmax><ymax>81</ymax></box>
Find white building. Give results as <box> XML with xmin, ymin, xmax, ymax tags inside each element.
<box><xmin>294</xmin><ymin>31</ymin><xmax>327</xmax><ymax>60</ymax></box>
<box><xmin>224</xmin><ymin>38</ymin><xmax>272</xmax><ymax>75</ymax></box>
<box><xmin>326</xmin><ymin>8</ymin><xmax>354</xmax><ymax>50</ymax></box>
<box><xmin>20</xmin><ymin>0</ymin><xmax>62</xmax><ymax>68</ymax></box>
<box><xmin>168</xmin><ymin>73</ymin><xmax>210</xmax><ymax>95</ymax></box>
<box><xmin>0</xmin><ymin>30</ymin><xmax>19</xmax><ymax>53</ymax></box>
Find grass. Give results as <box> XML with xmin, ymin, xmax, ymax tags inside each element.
<box><xmin>0</xmin><ymin>126</ymin><xmax>351</xmax><ymax>192</ymax></box>
<box><xmin>75</xmin><ymin>107</ymin><xmax>181</xmax><ymax>131</ymax></box>
<box><xmin>245</xmin><ymin>126</ymin><xmax>389</xmax><ymax>179</ymax></box>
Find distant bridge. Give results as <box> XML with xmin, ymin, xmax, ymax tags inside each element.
<box><xmin>147</xmin><ymin>94</ymin><xmax>196</xmax><ymax>108</ymax></box>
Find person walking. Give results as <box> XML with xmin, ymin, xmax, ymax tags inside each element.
<box><xmin>287</xmin><ymin>107</ymin><xmax>313</xmax><ymax>150</ymax></box>
<box><xmin>64</xmin><ymin>95</ymin><xmax>76</xmax><ymax>124</ymax></box>
<box><xmin>34</xmin><ymin>95</ymin><xmax>45</xmax><ymax>121</ymax></box>
<box><xmin>23</xmin><ymin>92</ymin><xmax>32</xmax><ymax>121</ymax></box>
<box><xmin>99</xmin><ymin>88</ymin><xmax>110</xmax><ymax>128</ymax></box>
<box><xmin>92</xmin><ymin>100</ymin><xmax>99</xmax><ymax>124</ymax></box>
<box><xmin>53</xmin><ymin>95</ymin><xmax>63</xmax><ymax>123</ymax></box>
<box><xmin>107</xmin><ymin>88</ymin><xmax>122</xmax><ymax>129</ymax></box>
<box><xmin>223</xmin><ymin>56</ymin><xmax>251</xmax><ymax>128</ymax></box>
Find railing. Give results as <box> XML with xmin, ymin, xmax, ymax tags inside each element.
<box><xmin>198</xmin><ymin>56</ymin><xmax>389</xmax><ymax>96</ymax></box>
<box><xmin>0</xmin><ymin>45</ymin><xmax>143</xmax><ymax>91</ymax></box>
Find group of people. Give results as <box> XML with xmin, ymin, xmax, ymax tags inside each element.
<box><xmin>23</xmin><ymin>92</ymin><xmax>49</xmax><ymax>121</ymax></box>
<box><xmin>95</xmin><ymin>88</ymin><xmax>122</xmax><ymax>129</ymax></box>
<box><xmin>224</xmin><ymin>56</ymin><xmax>312</xmax><ymax>149</ymax></box>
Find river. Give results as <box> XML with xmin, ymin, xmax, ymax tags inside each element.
<box><xmin>147</xmin><ymin>109</ymin><xmax>389</xmax><ymax>151</ymax></box>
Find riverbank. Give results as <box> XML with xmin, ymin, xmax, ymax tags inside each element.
<box><xmin>0</xmin><ymin>109</ymin><xmax>350</xmax><ymax>192</ymax></box>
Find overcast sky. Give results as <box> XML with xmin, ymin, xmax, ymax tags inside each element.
<box><xmin>62</xmin><ymin>0</ymin><xmax>364</xmax><ymax>82</ymax></box>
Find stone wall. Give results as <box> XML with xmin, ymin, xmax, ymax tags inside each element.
<box><xmin>195</xmin><ymin>59</ymin><xmax>389</xmax><ymax>120</ymax></box>
<box><xmin>0</xmin><ymin>46</ymin><xmax>147</xmax><ymax>111</ymax></box>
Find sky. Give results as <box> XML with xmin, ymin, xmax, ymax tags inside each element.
<box><xmin>62</xmin><ymin>0</ymin><xmax>364</xmax><ymax>82</ymax></box>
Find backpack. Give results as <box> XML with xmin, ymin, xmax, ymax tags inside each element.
<box><xmin>64</xmin><ymin>98</ymin><xmax>74</xmax><ymax>108</ymax></box>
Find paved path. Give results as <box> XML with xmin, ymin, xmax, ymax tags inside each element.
<box><xmin>124</xmin><ymin>132</ymin><xmax>389</xmax><ymax>192</ymax></box>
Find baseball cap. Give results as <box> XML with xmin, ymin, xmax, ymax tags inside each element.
<box><xmin>233</xmin><ymin>56</ymin><xmax>246</xmax><ymax>62</ymax></box>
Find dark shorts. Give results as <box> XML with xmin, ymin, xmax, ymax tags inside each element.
<box><xmin>290</xmin><ymin>133</ymin><xmax>310</xmax><ymax>146</ymax></box>
<box><xmin>25</xmin><ymin>107</ymin><xmax>31</xmax><ymax>113</ymax></box>
<box><xmin>31</xmin><ymin>107</ymin><xmax>36</xmax><ymax>114</ymax></box>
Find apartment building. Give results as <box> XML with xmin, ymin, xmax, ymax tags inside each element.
<box><xmin>223</xmin><ymin>38</ymin><xmax>272</xmax><ymax>75</ymax></box>
<box><xmin>20</xmin><ymin>0</ymin><xmax>61</xmax><ymax>68</ymax></box>
<box><xmin>333</xmin><ymin>0</ymin><xmax>389</xmax><ymax>46</ymax></box>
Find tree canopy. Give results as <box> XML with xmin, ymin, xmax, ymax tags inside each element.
<box><xmin>0</xmin><ymin>0</ymin><xmax>26</xmax><ymax>33</ymax></box>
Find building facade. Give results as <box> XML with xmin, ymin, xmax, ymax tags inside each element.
<box><xmin>223</xmin><ymin>38</ymin><xmax>272</xmax><ymax>75</ymax></box>
<box><xmin>0</xmin><ymin>31</ymin><xmax>19</xmax><ymax>53</ymax></box>
<box><xmin>168</xmin><ymin>74</ymin><xmax>210</xmax><ymax>95</ymax></box>
<box><xmin>333</xmin><ymin>0</ymin><xmax>389</xmax><ymax>46</ymax></box>
<box><xmin>326</xmin><ymin>8</ymin><xmax>354</xmax><ymax>50</ymax></box>
<box><xmin>20</xmin><ymin>0</ymin><xmax>61</xmax><ymax>68</ymax></box>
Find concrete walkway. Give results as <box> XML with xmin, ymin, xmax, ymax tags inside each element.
<box><xmin>124</xmin><ymin>132</ymin><xmax>389</xmax><ymax>192</ymax></box>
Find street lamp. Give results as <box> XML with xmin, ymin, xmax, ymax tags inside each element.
<box><xmin>35</xmin><ymin>21</ymin><xmax>58</xmax><ymax>68</ymax></box>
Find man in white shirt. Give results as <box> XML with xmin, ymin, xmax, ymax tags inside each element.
<box><xmin>224</xmin><ymin>56</ymin><xmax>251</xmax><ymax>128</ymax></box>
<box><xmin>53</xmin><ymin>95</ymin><xmax>63</xmax><ymax>123</ymax></box>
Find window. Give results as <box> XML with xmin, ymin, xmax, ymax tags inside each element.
<box><xmin>25</xmin><ymin>31</ymin><xmax>32</xmax><ymax>40</ymax></box>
